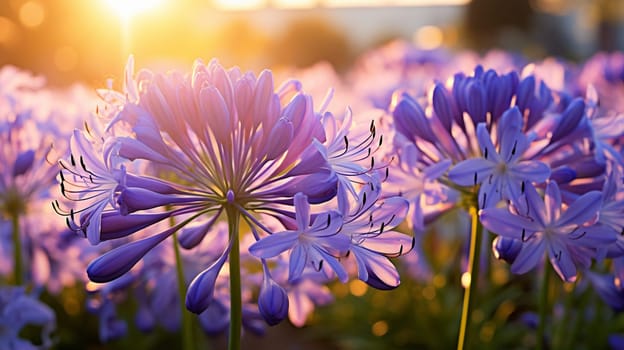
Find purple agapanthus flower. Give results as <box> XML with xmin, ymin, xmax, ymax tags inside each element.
<box><xmin>337</xmin><ymin>180</ymin><xmax>412</xmax><ymax>289</ymax></box>
<box><xmin>56</xmin><ymin>57</ymin><xmax>408</xmax><ymax>327</ymax></box>
<box><xmin>480</xmin><ymin>180</ymin><xmax>615</xmax><ymax>282</ymax></box>
<box><xmin>249</xmin><ymin>192</ymin><xmax>349</xmax><ymax>283</ymax></box>
<box><xmin>448</xmin><ymin>107</ymin><xmax>551</xmax><ymax>208</ymax></box>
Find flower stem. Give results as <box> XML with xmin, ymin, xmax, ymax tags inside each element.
<box><xmin>172</xmin><ymin>231</ymin><xmax>194</xmax><ymax>350</ymax></box>
<box><xmin>11</xmin><ymin>214</ymin><xmax>22</xmax><ymax>285</ymax></box>
<box><xmin>226</xmin><ymin>207</ymin><xmax>242</xmax><ymax>350</ymax></box>
<box><xmin>536</xmin><ymin>263</ymin><xmax>552</xmax><ymax>350</ymax></box>
<box><xmin>457</xmin><ymin>205</ymin><xmax>482</xmax><ymax>350</ymax></box>
<box><xmin>553</xmin><ymin>282</ymin><xmax>574</xmax><ymax>349</ymax></box>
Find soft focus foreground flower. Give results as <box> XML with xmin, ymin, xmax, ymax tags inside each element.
<box><xmin>56</xmin><ymin>57</ymin><xmax>410</xmax><ymax>328</ymax></box>
<box><xmin>0</xmin><ymin>286</ymin><xmax>56</xmax><ymax>349</ymax></box>
<box><xmin>0</xmin><ymin>65</ymin><xmax>93</xmax><ymax>289</ymax></box>
<box><xmin>480</xmin><ymin>181</ymin><xmax>615</xmax><ymax>282</ymax></box>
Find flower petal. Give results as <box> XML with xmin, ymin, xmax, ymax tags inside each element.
<box><xmin>548</xmin><ymin>240</ymin><xmax>576</xmax><ymax>282</ymax></box>
<box><xmin>448</xmin><ymin>158</ymin><xmax>494</xmax><ymax>187</ymax></box>
<box><xmin>557</xmin><ymin>191</ymin><xmax>602</xmax><ymax>227</ymax></box>
<box><xmin>479</xmin><ymin>208</ymin><xmax>540</xmax><ymax>239</ymax></box>
<box><xmin>249</xmin><ymin>231</ymin><xmax>299</xmax><ymax>259</ymax></box>
<box><xmin>510</xmin><ymin>236</ymin><xmax>545</xmax><ymax>275</ymax></box>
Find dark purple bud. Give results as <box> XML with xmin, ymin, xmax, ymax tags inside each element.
<box><xmin>99</xmin><ymin>211</ymin><xmax>170</xmax><ymax>241</ymax></box>
<box><xmin>515</xmin><ymin>76</ymin><xmax>535</xmax><ymax>113</ymax></box>
<box><xmin>281</xmin><ymin>171</ymin><xmax>338</xmax><ymax>204</ymax></box>
<box><xmin>186</xmin><ymin>249</ymin><xmax>229</xmax><ymax>314</ymax></box>
<box><xmin>258</xmin><ymin>267</ymin><xmax>289</xmax><ymax>326</ymax></box>
<box><xmin>393</xmin><ymin>95</ymin><xmax>435</xmax><ymax>143</ymax></box>
<box><xmin>492</xmin><ymin>236</ymin><xmax>522</xmax><ymax>264</ymax></box>
<box><xmin>432</xmin><ymin>83</ymin><xmax>457</xmax><ymax>131</ymax></box>
<box><xmin>87</xmin><ymin>230</ymin><xmax>171</xmax><ymax>283</ymax></box>
<box><xmin>178</xmin><ymin>214</ymin><xmax>219</xmax><ymax>249</ymax></box>
<box><xmin>117</xmin><ymin>187</ymin><xmax>197</xmax><ymax>215</ymax></box>
<box><xmin>489</xmin><ymin>72</ymin><xmax>518</xmax><ymax>121</ymax></box>
<box><xmin>571</xmin><ymin>158</ymin><xmax>606</xmax><ymax>179</ymax></box>
<box><xmin>12</xmin><ymin>149</ymin><xmax>35</xmax><ymax>177</ymax></box>
<box><xmin>550</xmin><ymin>98</ymin><xmax>585</xmax><ymax>143</ymax></box>
<box><xmin>550</xmin><ymin>167</ymin><xmax>577</xmax><ymax>184</ymax></box>
<box><xmin>465</xmin><ymin>82</ymin><xmax>487</xmax><ymax>123</ymax></box>
<box><xmin>125</xmin><ymin>174</ymin><xmax>185</xmax><ymax>195</ymax></box>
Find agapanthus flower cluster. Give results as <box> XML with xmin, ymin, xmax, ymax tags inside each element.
<box><xmin>385</xmin><ymin>61</ymin><xmax>623</xmax><ymax>282</ymax></box>
<box><xmin>56</xmin><ymin>57</ymin><xmax>411</xmax><ymax>330</ymax></box>
<box><xmin>0</xmin><ymin>65</ymin><xmax>94</xmax><ymax>290</ymax></box>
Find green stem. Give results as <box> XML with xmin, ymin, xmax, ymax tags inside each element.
<box><xmin>457</xmin><ymin>206</ymin><xmax>483</xmax><ymax>350</ymax></box>
<box><xmin>553</xmin><ymin>282</ymin><xmax>574</xmax><ymax>350</ymax></box>
<box><xmin>226</xmin><ymin>207</ymin><xmax>242</xmax><ymax>350</ymax></box>
<box><xmin>173</xmin><ymin>231</ymin><xmax>194</xmax><ymax>350</ymax></box>
<box><xmin>11</xmin><ymin>214</ymin><xmax>22</xmax><ymax>285</ymax></box>
<box><xmin>536</xmin><ymin>262</ymin><xmax>552</xmax><ymax>350</ymax></box>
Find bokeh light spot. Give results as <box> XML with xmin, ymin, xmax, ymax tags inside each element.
<box><xmin>414</xmin><ymin>25</ymin><xmax>444</xmax><ymax>50</ymax></box>
<box><xmin>18</xmin><ymin>1</ymin><xmax>45</xmax><ymax>28</ymax></box>
<box><xmin>349</xmin><ymin>279</ymin><xmax>368</xmax><ymax>296</ymax></box>
<box><xmin>371</xmin><ymin>320</ymin><xmax>389</xmax><ymax>337</ymax></box>
<box><xmin>461</xmin><ymin>272</ymin><xmax>471</xmax><ymax>288</ymax></box>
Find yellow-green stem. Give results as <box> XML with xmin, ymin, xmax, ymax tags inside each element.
<box><xmin>226</xmin><ymin>207</ymin><xmax>242</xmax><ymax>350</ymax></box>
<box><xmin>11</xmin><ymin>214</ymin><xmax>22</xmax><ymax>285</ymax></box>
<box><xmin>536</xmin><ymin>263</ymin><xmax>552</xmax><ymax>350</ymax></box>
<box><xmin>457</xmin><ymin>206</ymin><xmax>482</xmax><ymax>350</ymax></box>
<box><xmin>172</xmin><ymin>231</ymin><xmax>193</xmax><ymax>350</ymax></box>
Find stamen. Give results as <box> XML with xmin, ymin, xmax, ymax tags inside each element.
<box><xmin>315</xmin><ymin>260</ymin><xmax>324</xmax><ymax>272</ymax></box>
<box><xmin>521</xmin><ymin>228</ymin><xmax>527</xmax><ymax>242</ymax></box>
<box><xmin>570</xmin><ymin>229</ymin><xmax>587</xmax><ymax>240</ymax></box>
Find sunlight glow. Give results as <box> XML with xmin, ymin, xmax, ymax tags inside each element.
<box><xmin>105</xmin><ymin>0</ymin><xmax>165</xmax><ymax>20</ymax></box>
<box><xmin>213</xmin><ymin>0</ymin><xmax>267</xmax><ymax>11</ymax></box>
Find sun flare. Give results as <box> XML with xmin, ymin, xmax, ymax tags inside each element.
<box><xmin>104</xmin><ymin>0</ymin><xmax>165</xmax><ymax>19</ymax></box>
